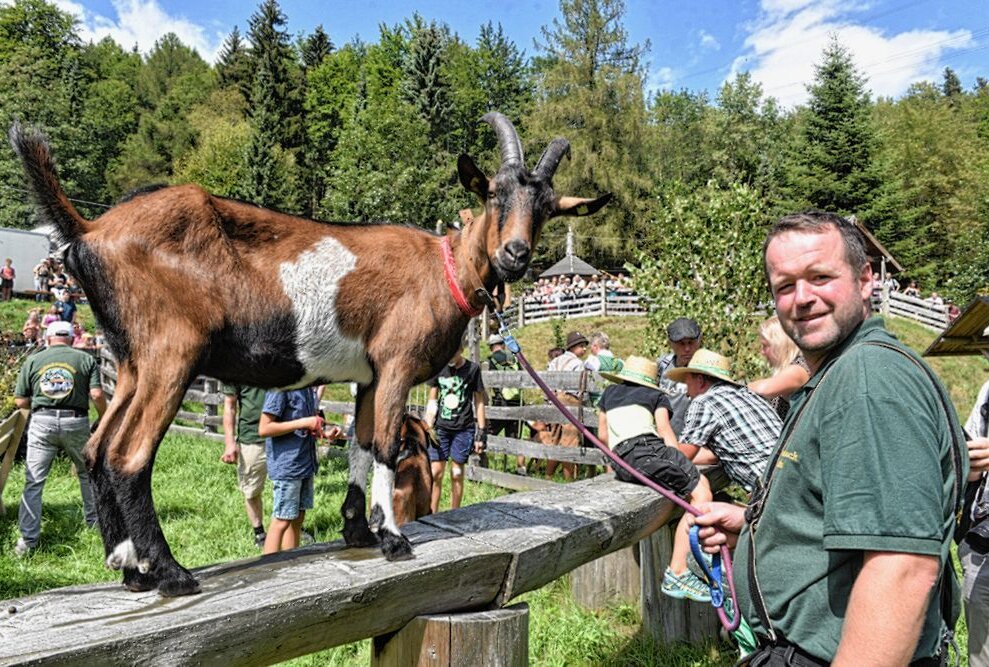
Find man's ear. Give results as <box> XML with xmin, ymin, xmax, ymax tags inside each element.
<box><xmin>457</xmin><ymin>155</ymin><xmax>488</xmax><ymax>201</ymax></box>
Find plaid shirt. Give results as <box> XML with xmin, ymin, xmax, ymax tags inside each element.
<box><xmin>679</xmin><ymin>382</ymin><xmax>781</xmax><ymax>490</ymax></box>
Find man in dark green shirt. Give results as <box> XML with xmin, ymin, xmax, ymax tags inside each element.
<box><xmin>694</xmin><ymin>211</ymin><xmax>966</xmax><ymax>665</ymax></box>
<box><xmin>221</xmin><ymin>383</ymin><xmax>268</xmax><ymax>547</ymax></box>
<box><xmin>14</xmin><ymin>320</ymin><xmax>106</xmax><ymax>557</ymax></box>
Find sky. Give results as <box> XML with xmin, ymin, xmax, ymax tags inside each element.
<box><xmin>50</xmin><ymin>0</ymin><xmax>989</xmax><ymax>107</ymax></box>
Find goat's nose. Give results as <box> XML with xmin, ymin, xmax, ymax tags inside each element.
<box><xmin>503</xmin><ymin>239</ymin><xmax>530</xmax><ymax>266</ymax></box>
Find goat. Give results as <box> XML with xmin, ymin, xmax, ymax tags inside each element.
<box><xmin>9</xmin><ymin>113</ymin><xmax>610</xmax><ymax>596</ymax></box>
<box><xmin>381</xmin><ymin>413</ymin><xmax>434</xmax><ymax>528</ymax></box>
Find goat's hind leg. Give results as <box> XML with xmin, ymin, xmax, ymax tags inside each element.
<box><xmin>87</xmin><ymin>367</ymin><xmax>155</xmax><ymax>591</ymax></box>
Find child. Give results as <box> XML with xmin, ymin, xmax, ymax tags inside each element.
<box><xmin>425</xmin><ymin>346</ymin><xmax>486</xmax><ymax>512</ymax></box>
<box><xmin>597</xmin><ymin>356</ymin><xmax>714</xmax><ymax>602</ymax></box>
<box><xmin>257</xmin><ymin>387</ymin><xmax>339</xmax><ymax>554</ymax></box>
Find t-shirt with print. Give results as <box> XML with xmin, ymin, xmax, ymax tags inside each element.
<box><xmin>15</xmin><ymin>345</ymin><xmax>100</xmax><ymax>411</ymax></box>
<box><xmin>262</xmin><ymin>388</ymin><xmax>318</xmax><ymax>481</ymax></box>
<box><xmin>428</xmin><ymin>360</ymin><xmax>484</xmax><ymax>432</ymax></box>
<box><xmin>598</xmin><ymin>383</ymin><xmax>672</xmax><ymax>450</ymax></box>
<box><xmin>221</xmin><ymin>383</ymin><xmax>266</xmax><ymax>445</ymax></box>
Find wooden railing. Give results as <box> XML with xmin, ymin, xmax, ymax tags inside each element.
<box><xmin>0</xmin><ymin>408</ymin><xmax>29</xmax><ymax>514</ymax></box>
<box><xmin>503</xmin><ymin>287</ymin><xmax>645</xmax><ymax>327</ymax></box>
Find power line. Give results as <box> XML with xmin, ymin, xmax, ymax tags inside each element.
<box><xmin>0</xmin><ymin>182</ymin><xmax>112</xmax><ymax>210</ymax></box>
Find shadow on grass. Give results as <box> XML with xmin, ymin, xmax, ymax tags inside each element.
<box><xmin>601</xmin><ymin>625</ymin><xmax>736</xmax><ymax>667</ymax></box>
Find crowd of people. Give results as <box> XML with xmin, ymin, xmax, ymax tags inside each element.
<box><xmin>520</xmin><ymin>272</ymin><xmax>633</xmax><ymax>309</ymax></box>
<box><xmin>6</xmin><ymin>212</ymin><xmax>987</xmax><ymax>667</ymax></box>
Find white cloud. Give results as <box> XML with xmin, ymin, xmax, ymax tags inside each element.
<box><xmin>54</xmin><ymin>0</ymin><xmax>226</xmax><ymax>62</ymax></box>
<box><xmin>648</xmin><ymin>66</ymin><xmax>677</xmax><ymax>94</ymax></box>
<box><xmin>736</xmin><ymin>0</ymin><xmax>974</xmax><ymax>107</ymax></box>
<box><xmin>698</xmin><ymin>29</ymin><xmax>720</xmax><ymax>51</ymax></box>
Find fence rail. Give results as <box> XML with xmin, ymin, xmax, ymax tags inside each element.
<box><xmin>505</xmin><ymin>287</ymin><xmax>645</xmax><ymax>327</ymax></box>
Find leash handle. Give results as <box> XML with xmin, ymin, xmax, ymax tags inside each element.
<box><xmin>487</xmin><ymin>307</ymin><xmax>740</xmax><ymax>631</ymax></box>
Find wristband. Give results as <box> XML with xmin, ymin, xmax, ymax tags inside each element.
<box><xmin>475</xmin><ymin>426</ymin><xmax>487</xmax><ymax>444</ymax></box>
<box><xmin>425</xmin><ymin>399</ymin><xmax>438</xmax><ymax>423</ymax></box>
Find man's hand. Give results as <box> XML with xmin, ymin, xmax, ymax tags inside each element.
<box><xmin>689</xmin><ymin>502</ymin><xmax>746</xmax><ymax>553</ymax></box>
<box><xmin>307</xmin><ymin>415</ymin><xmax>325</xmax><ymax>437</ymax></box>
<box><xmin>323</xmin><ymin>424</ymin><xmax>342</xmax><ymax>441</ymax></box>
<box><xmin>220</xmin><ymin>442</ymin><xmax>238</xmax><ymax>465</ymax></box>
<box><xmin>968</xmin><ymin>437</ymin><xmax>989</xmax><ymax>481</ymax></box>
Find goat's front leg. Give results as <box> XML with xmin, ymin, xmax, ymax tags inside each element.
<box><xmin>341</xmin><ymin>383</ymin><xmax>378</xmax><ymax>548</ymax></box>
<box><xmin>367</xmin><ymin>376</ymin><xmax>414</xmax><ymax>561</ymax></box>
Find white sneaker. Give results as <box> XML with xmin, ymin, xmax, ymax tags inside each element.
<box><xmin>14</xmin><ymin>538</ymin><xmax>32</xmax><ymax>558</ymax></box>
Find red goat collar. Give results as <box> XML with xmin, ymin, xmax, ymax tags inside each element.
<box><xmin>441</xmin><ymin>236</ymin><xmax>483</xmax><ymax>318</ymax></box>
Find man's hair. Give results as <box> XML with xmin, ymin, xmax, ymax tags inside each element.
<box><xmin>589</xmin><ymin>332</ymin><xmax>610</xmax><ymax>350</ymax></box>
<box><xmin>763</xmin><ymin>211</ymin><xmax>869</xmax><ymax>283</ymax></box>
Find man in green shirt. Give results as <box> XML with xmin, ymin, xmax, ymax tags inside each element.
<box><xmin>221</xmin><ymin>383</ymin><xmax>268</xmax><ymax>547</ymax></box>
<box><xmin>14</xmin><ymin>320</ymin><xmax>106</xmax><ymax>557</ymax></box>
<box><xmin>694</xmin><ymin>211</ymin><xmax>966</xmax><ymax>665</ymax></box>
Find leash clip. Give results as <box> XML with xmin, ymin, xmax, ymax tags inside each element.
<box><xmin>689</xmin><ymin>525</ymin><xmax>725</xmax><ymax>608</ymax></box>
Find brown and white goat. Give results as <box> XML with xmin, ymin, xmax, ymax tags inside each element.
<box><xmin>9</xmin><ymin>113</ymin><xmax>609</xmax><ymax>596</ymax></box>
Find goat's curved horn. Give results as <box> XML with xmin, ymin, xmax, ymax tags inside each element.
<box><xmin>481</xmin><ymin>112</ymin><xmax>523</xmax><ymax>167</ymax></box>
<box><xmin>534</xmin><ymin>138</ymin><xmax>571</xmax><ymax>179</ymax></box>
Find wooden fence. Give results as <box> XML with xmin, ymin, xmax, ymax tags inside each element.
<box><xmin>0</xmin><ymin>475</ymin><xmax>723</xmax><ymax>665</ymax></box>
<box><xmin>877</xmin><ymin>289</ymin><xmax>950</xmax><ymax>330</ymax></box>
<box><xmin>503</xmin><ymin>287</ymin><xmax>645</xmax><ymax>327</ymax></box>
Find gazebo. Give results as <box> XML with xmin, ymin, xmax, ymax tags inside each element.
<box><xmin>538</xmin><ymin>226</ymin><xmax>599</xmax><ymax>278</ymax></box>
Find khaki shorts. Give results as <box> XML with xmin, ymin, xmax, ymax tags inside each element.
<box><xmin>237</xmin><ymin>442</ymin><xmax>267</xmax><ymax>498</ymax></box>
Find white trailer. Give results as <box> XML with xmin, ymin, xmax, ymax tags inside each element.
<box><xmin>0</xmin><ymin>227</ymin><xmax>51</xmax><ymax>294</ymax></box>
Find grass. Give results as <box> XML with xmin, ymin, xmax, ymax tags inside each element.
<box><xmin>0</xmin><ymin>310</ymin><xmax>980</xmax><ymax>665</ymax></box>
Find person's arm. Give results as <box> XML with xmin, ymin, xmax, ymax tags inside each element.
<box><xmin>473</xmin><ymin>389</ymin><xmax>486</xmax><ymax>453</ymax></box>
<box><xmin>425</xmin><ymin>386</ymin><xmax>439</xmax><ymax>428</ymax></box>
<box><xmin>14</xmin><ymin>396</ymin><xmax>30</xmax><ymax>410</ymax></box>
<box><xmin>655</xmin><ymin>407</ymin><xmax>677</xmax><ymax>448</ymax></box>
<box><xmin>677</xmin><ymin>440</ymin><xmax>701</xmax><ymax>459</ymax></box>
<box><xmin>257</xmin><ymin>412</ymin><xmax>321</xmax><ymax>438</ymax></box>
<box><xmin>748</xmin><ymin>363</ymin><xmax>810</xmax><ymax>400</ymax></box>
<box><xmin>89</xmin><ymin>388</ymin><xmax>106</xmax><ymax>416</ymax></box>
<box><xmin>692</xmin><ymin>448</ymin><xmax>720</xmax><ymax>465</ymax></box>
<box><xmin>221</xmin><ymin>395</ymin><xmax>238</xmax><ymax>464</ymax></box>
<box><xmin>598</xmin><ymin>411</ymin><xmax>609</xmax><ymax>448</ymax></box>
<box><xmin>832</xmin><ymin>551</ymin><xmax>940</xmax><ymax>666</ymax></box>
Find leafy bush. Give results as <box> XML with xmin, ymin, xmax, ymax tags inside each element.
<box><xmin>628</xmin><ymin>181</ymin><xmax>770</xmax><ymax>379</ymax></box>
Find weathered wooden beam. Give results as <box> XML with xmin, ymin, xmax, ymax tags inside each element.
<box><xmin>485</xmin><ymin>434</ymin><xmax>607</xmax><ymax>465</ymax></box>
<box><xmin>0</xmin><ymin>477</ymin><xmax>676</xmax><ymax>666</ymax></box>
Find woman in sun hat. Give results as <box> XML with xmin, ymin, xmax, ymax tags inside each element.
<box><xmin>598</xmin><ymin>355</ymin><xmax>714</xmax><ymax>603</ymax></box>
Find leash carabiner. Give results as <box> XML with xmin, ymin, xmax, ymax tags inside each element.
<box><xmin>689</xmin><ymin>525</ymin><xmax>725</xmax><ymax>608</ymax></box>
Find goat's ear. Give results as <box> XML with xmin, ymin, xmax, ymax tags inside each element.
<box><xmin>552</xmin><ymin>193</ymin><xmax>613</xmax><ymax>218</ymax></box>
<box><xmin>457</xmin><ymin>155</ymin><xmax>489</xmax><ymax>201</ymax></box>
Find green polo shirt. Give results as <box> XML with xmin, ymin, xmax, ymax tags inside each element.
<box><xmin>734</xmin><ymin>317</ymin><xmax>966</xmax><ymax>661</ymax></box>
<box><xmin>220</xmin><ymin>383</ymin><xmax>266</xmax><ymax>445</ymax></box>
<box><xmin>15</xmin><ymin>345</ymin><xmax>100</xmax><ymax>411</ymax></box>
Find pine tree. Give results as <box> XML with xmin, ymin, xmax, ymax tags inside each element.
<box><xmin>301</xmin><ymin>25</ymin><xmax>333</xmax><ymax>70</ymax></box>
<box><xmin>216</xmin><ymin>26</ymin><xmax>252</xmax><ymax>100</ymax></box>
<box><xmin>244</xmin><ymin>64</ymin><xmax>285</xmax><ymax>207</ymax></box>
<box><xmin>795</xmin><ymin>38</ymin><xmax>880</xmax><ymax>216</ymax></box>
<box><xmin>246</xmin><ymin>0</ymin><xmax>301</xmax><ymax>149</ymax></box>
<box><xmin>401</xmin><ymin>15</ymin><xmax>451</xmax><ymax>141</ymax></box>
<box><xmin>942</xmin><ymin>67</ymin><xmax>962</xmax><ymax>98</ymax></box>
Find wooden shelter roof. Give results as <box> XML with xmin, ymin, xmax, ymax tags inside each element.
<box><xmin>854</xmin><ymin>219</ymin><xmax>904</xmax><ymax>274</ymax></box>
<box><xmin>924</xmin><ymin>296</ymin><xmax>989</xmax><ymax>357</ymax></box>
<box><xmin>539</xmin><ymin>254</ymin><xmax>599</xmax><ymax>278</ymax></box>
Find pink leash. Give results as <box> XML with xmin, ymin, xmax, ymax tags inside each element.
<box><xmin>494</xmin><ymin>319</ymin><xmax>741</xmax><ymax>632</ymax></box>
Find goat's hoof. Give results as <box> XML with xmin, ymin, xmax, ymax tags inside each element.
<box><xmin>380</xmin><ymin>531</ymin><xmax>414</xmax><ymax>561</ymax></box>
<box><xmin>122</xmin><ymin>567</ymin><xmax>158</xmax><ymax>592</ymax></box>
<box><xmin>157</xmin><ymin>573</ymin><xmax>201</xmax><ymax>597</ymax></box>
<box><xmin>368</xmin><ymin>506</ymin><xmax>384</xmax><ymax>534</ymax></box>
<box><xmin>343</xmin><ymin>522</ymin><xmax>379</xmax><ymax>548</ymax></box>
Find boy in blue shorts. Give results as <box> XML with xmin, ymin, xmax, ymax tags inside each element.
<box><xmin>425</xmin><ymin>347</ymin><xmax>486</xmax><ymax>512</ymax></box>
<box><xmin>258</xmin><ymin>387</ymin><xmax>339</xmax><ymax>554</ymax></box>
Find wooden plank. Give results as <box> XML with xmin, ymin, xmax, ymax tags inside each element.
<box><xmin>485</xmin><ymin>435</ymin><xmax>607</xmax><ymax>465</ymax></box>
<box><xmin>166</xmin><ymin>424</ymin><xmax>223</xmax><ymax>442</ymax></box>
<box><xmin>486</xmin><ymin>405</ymin><xmax>598</xmax><ymax>427</ymax></box>
<box><xmin>480</xmin><ymin>371</ymin><xmax>603</xmax><ymax>393</ymax></box>
<box><xmin>0</xmin><ymin>477</ymin><xmax>685</xmax><ymax>665</ymax></box>
<box><xmin>0</xmin><ymin>410</ymin><xmax>28</xmax><ymax>515</ymax></box>
<box><xmin>464</xmin><ymin>465</ymin><xmax>559</xmax><ymax>492</ymax></box>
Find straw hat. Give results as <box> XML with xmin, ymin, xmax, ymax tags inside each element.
<box><xmin>600</xmin><ymin>356</ymin><xmax>659</xmax><ymax>390</ymax></box>
<box><xmin>664</xmin><ymin>349</ymin><xmax>740</xmax><ymax>386</ymax></box>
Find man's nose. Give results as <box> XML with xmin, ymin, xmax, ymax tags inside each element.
<box><xmin>794</xmin><ymin>281</ymin><xmax>814</xmax><ymax>305</ymax></box>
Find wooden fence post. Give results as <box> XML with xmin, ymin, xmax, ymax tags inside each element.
<box><xmin>0</xmin><ymin>409</ymin><xmax>29</xmax><ymax>514</ymax></box>
<box><xmin>601</xmin><ymin>284</ymin><xmax>608</xmax><ymax>317</ymax></box>
<box><xmin>640</xmin><ymin>523</ymin><xmax>720</xmax><ymax>644</ymax></box>
<box><xmin>372</xmin><ymin>603</ymin><xmax>529</xmax><ymax>667</ymax></box>
<box><xmin>571</xmin><ymin>543</ymin><xmax>641</xmax><ymax>609</ymax></box>
<box><xmin>202</xmin><ymin>378</ymin><xmax>220</xmax><ymax>436</ymax></box>
<box><xmin>518</xmin><ymin>299</ymin><xmax>525</xmax><ymax>328</ymax></box>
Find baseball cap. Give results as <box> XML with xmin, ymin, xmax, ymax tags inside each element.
<box><xmin>487</xmin><ymin>334</ymin><xmax>504</xmax><ymax>346</ymax></box>
<box><xmin>47</xmin><ymin>321</ymin><xmax>73</xmax><ymax>338</ymax></box>
<box><xmin>667</xmin><ymin>318</ymin><xmax>701</xmax><ymax>342</ymax></box>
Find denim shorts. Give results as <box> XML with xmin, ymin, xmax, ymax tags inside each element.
<box><xmin>271</xmin><ymin>477</ymin><xmax>314</xmax><ymax>520</ymax></box>
<box><xmin>430</xmin><ymin>427</ymin><xmax>474</xmax><ymax>464</ymax></box>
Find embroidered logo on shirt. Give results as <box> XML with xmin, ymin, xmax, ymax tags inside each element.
<box><xmin>38</xmin><ymin>363</ymin><xmax>76</xmax><ymax>399</ymax></box>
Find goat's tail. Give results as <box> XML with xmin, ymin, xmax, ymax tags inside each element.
<box><xmin>8</xmin><ymin>121</ymin><xmax>89</xmax><ymax>245</ymax></box>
